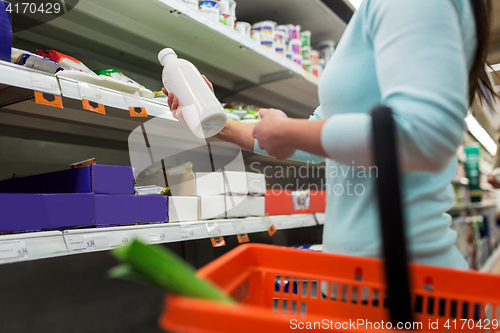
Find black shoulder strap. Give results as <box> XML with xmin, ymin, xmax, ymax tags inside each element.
<box><xmin>371</xmin><ymin>106</ymin><xmax>414</xmax><ymax>325</ymax></box>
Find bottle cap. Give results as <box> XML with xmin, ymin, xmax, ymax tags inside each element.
<box><xmin>158</xmin><ymin>48</ymin><xmax>177</xmax><ymax>66</ymax></box>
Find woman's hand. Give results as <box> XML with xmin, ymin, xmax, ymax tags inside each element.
<box><xmin>252</xmin><ymin>108</ymin><xmax>296</xmax><ymax>160</ymax></box>
<box><xmin>162</xmin><ymin>74</ymin><xmax>214</xmax><ymax>127</ymax></box>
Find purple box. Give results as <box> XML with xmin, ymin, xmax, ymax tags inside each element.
<box><xmin>95</xmin><ymin>195</ymin><xmax>136</xmax><ymax>226</ymax></box>
<box><xmin>0</xmin><ymin>193</ymin><xmax>95</xmax><ymax>232</ymax></box>
<box><xmin>0</xmin><ymin>165</ymin><xmax>134</xmax><ymax>195</ymax></box>
<box><xmin>136</xmin><ymin>195</ymin><xmax>168</xmax><ymax>223</ymax></box>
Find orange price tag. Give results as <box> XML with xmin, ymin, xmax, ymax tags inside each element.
<box><xmin>82</xmin><ymin>99</ymin><xmax>106</xmax><ymax>115</ymax></box>
<box><xmin>34</xmin><ymin>91</ymin><xmax>63</xmax><ymax>108</ymax></box>
<box><xmin>211</xmin><ymin>237</ymin><xmax>226</xmax><ymax>247</ymax></box>
<box><xmin>237</xmin><ymin>234</ymin><xmax>250</xmax><ymax>243</ymax></box>
<box><xmin>129</xmin><ymin>106</ymin><xmax>148</xmax><ymax>117</ymax></box>
<box><xmin>267</xmin><ymin>225</ymin><xmax>277</xmax><ymax>237</ymax></box>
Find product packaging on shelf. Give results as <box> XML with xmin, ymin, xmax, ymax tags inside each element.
<box><xmin>168</xmin><ymin>196</ymin><xmax>199</xmax><ymax>222</ymax></box>
<box><xmin>302</xmin><ymin>59</ymin><xmax>311</xmax><ymax>72</ymax></box>
<box><xmin>223</xmin><ymin>171</ymin><xmax>249</xmax><ymax>194</ymax></box>
<box><xmin>225</xmin><ymin>194</ymin><xmax>248</xmax><ymax>218</ymax></box>
<box><xmin>181</xmin><ymin>0</ymin><xmax>198</xmax><ymax>10</ymax></box>
<box><xmin>0</xmin><ymin>193</ymin><xmax>95</xmax><ymax>232</ymax></box>
<box><xmin>94</xmin><ymin>68</ymin><xmax>154</xmax><ymax>99</ymax></box>
<box><xmin>310</xmin><ymin>50</ymin><xmax>320</xmax><ymax>64</ymax></box>
<box><xmin>317</xmin><ymin>40</ymin><xmax>336</xmax><ymax>62</ymax></box>
<box><xmin>167</xmin><ymin>172</ymin><xmax>225</xmax><ymax>196</ymax></box>
<box><xmin>292</xmin><ymin>53</ymin><xmax>302</xmax><ymax>65</ymax></box>
<box><xmin>158</xmin><ymin>48</ymin><xmax>227</xmax><ymax>138</ymax></box>
<box><xmin>301</xmin><ymin>30</ymin><xmax>311</xmax><ymax>47</ymax></box>
<box><xmin>292</xmin><ymin>190</ymin><xmax>312</xmax><ymax>214</ymax></box>
<box><xmin>37</xmin><ymin>49</ymin><xmax>95</xmax><ymax>75</ymax></box>
<box><xmin>12</xmin><ymin>49</ymin><xmax>62</xmax><ymax>74</ymax></box>
<box><xmin>247</xmin><ymin>195</ymin><xmax>265</xmax><ymax>216</ymax></box>
<box><xmin>287</xmin><ymin>24</ymin><xmax>301</xmax><ymax>40</ymax></box>
<box><xmin>265</xmin><ymin>189</ymin><xmax>292</xmax><ymax>215</ymax></box>
<box><xmin>136</xmin><ymin>195</ymin><xmax>168</xmax><ymax>223</ymax></box>
<box><xmin>311</xmin><ymin>64</ymin><xmax>323</xmax><ymax>78</ymax></box>
<box><xmin>261</xmin><ymin>38</ymin><xmax>274</xmax><ymax>50</ymax></box>
<box><xmin>302</xmin><ymin>46</ymin><xmax>311</xmax><ymax>60</ymax></box>
<box><xmin>199</xmin><ymin>0</ymin><xmax>219</xmax><ymax>21</ymax></box>
<box><xmin>0</xmin><ymin>1</ymin><xmax>11</xmax><ymax>62</ymax></box>
<box><xmin>289</xmin><ymin>39</ymin><xmax>302</xmax><ymax>55</ymax></box>
<box><xmin>95</xmin><ymin>195</ymin><xmax>136</xmax><ymax>226</ymax></box>
<box><xmin>310</xmin><ymin>190</ymin><xmax>326</xmax><ymax>213</ymax></box>
<box><xmin>250</xmin><ymin>30</ymin><xmax>261</xmax><ymax>44</ymax></box>
<box><xmin>235</xmin><ymin>22</ymin><xmax>251</xmax><ymax>38</ymax></box>
<box><xmin>252</xmin><ymin>21</ymin><xmax>276</xmax><ymax>39</ymax></box>
<box><xmin>0</xmin><ymin>165</ymin><xmax>135</xmax><ymax>195</ymax></box>
<box><xmin>199</xmin><ymin>195</ymin><xmax>226</xmax><ymax>220</ymax></box>
<box><xmin>246</xmin><ymin>172</ymin><xmax>266</xmax><ymax>195</ymax></box>
<box><xmin>275</xmin><ymin>43</ymin><xmax>286</xmax><ymax>55</ymax></box>
<box><xmin>275</xmin><ymin>25</ymin><xmax>289</xmax><ymax>42</ymax></box>
<box><xmin>218</xmin><ymin>0</ymin><xmax>235</xmax><ymax>28</ymax></box>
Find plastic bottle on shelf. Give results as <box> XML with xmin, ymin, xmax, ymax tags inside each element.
<box><xmin>158</xmin><ymin>48</ymin><xmax>227</xmax><ymax>139</ymax></box>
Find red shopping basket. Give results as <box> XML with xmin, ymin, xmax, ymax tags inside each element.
<box><xmin>159</xmin><ymin>107</ymin><xmax>500</xmax><ymax>332</ymax></box>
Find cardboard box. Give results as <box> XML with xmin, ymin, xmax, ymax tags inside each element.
<box><xmin>247</xmin><ymin>172</ymin><xmax>266</xmax><ymax>195</ymax></box>
<box><xmin>223</xmin><ymin>171</ymin><xmax>248</xmax><ymax>195</ymax></box>
<box><xmin>247</xmin><ymin>195</ymin><xmax>265</xmax><ymax>216</ymax></box>
<box><xmin>168</xmin><ymin>172</ymin><xmax>225</xmax><ymax>197</ymax></box>
<box><xmin>195</xmin><ymin>172</ymin><xmax>224</xmax><ymax>196</ymax></box>
<box><xmin>168</xmin><ymin>196</ymin><xmax>199</xmax><ymax>222</ymax></box>
<box><xmin>265</xmin><ymin>189</ymin><xmax>292</xmax><ymax>216</ymax></box>
<box><xmin>167</xmin><ymin>173</ymin><xmax>196</xmax><ymax>196</ymax></box>
<box><xmin>95</xmin><ymin>195</ymin><xmax>136</xmax><ymax>226</ymax></box>
<box><xmin>0</xmin><ymin>193</ymin><xmax>95</xmax><ymax>232</ymax></box>
<box><xmin>310</xmin><ymin>190</ymin><xmax>326</xmax><ymax>213</ymax></box>
<box><xmin>0</xmin><ymin>165</ymin><xmax>134</xmax><ymax>195</ymax></box>
<box><xmin>292</xmin><ymin>190</ymin><xmax>313</xmax><ymax>214</ymax></box>
<box><xmin>225</xmin><ymin>194</ymin><xmax>248</xmax><ymax>218</ymax></box>
<box><xmin>135</xmin><ymin>195</ymin><xmax>168</xmax><ymax>223</ymax></box>
<box><xmin>199</xmin><ymin>195</ymin><xmax>225</xmax><ymax>220</ymax></box>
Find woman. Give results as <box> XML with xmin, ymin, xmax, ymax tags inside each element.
<box><xmin>164</xmin><ymin>0</ymin><xmax>496</xmax><ymax>269</ymax></box>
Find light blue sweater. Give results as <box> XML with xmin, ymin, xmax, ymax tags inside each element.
<box><xmin>255</xmin><ymin>0</ymin><xmax>476</xmax><ymax>269</ymax></box>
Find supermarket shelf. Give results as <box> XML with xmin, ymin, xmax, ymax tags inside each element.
<box><xmin>449</xmin><ymin>200</ymin><xmax>497</xmax><ymax>213</ymax></box>
<box><xmin>12</xmin><ymin>0</ymin><xmax>325</xmax><ymax>117</ymax></box>
<box><xmin>480</xmin><ymin>245</ymin><xmax>500</xmax><ymax>273</ymax></box>
<box><xmin>315</xmin><ymin>212</ymin><xmax>325</xmax><ymax>225</ymax></box>
<box><xmin>0</xmin><ymin>214</ymin><xmax>318</xmax><ymax>265</ymax></box>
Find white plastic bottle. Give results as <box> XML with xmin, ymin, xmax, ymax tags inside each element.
<box><xmin>158</xmin><ymin>48</ymin><xmax>227</xmax><ymax>138</ymax></box>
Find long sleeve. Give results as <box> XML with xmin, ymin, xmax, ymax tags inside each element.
<box><xmin>254</xmin><ymin>106</ymin><xmax>326</xmax><ymax>164</ymax></box>
<box><xmin>320</xmin><ymin>0</ymin><xmax>471</xmax><ymax>172</ymax></box>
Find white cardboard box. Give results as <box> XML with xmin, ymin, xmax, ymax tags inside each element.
<box><xmin>246</xmin><ymin>172</ymin><xmax>266</xmax><ymax>195</ymax></box>
<box><xmin>168</xmin><ymin>172</ymin><xmax>225</xmax><ymax>196</ymax></box>
<box><xmin>168</xmin><ymin>196</ymin><xmax>199</xmax><ymax>222</ymax></box>
<box><xmin>225</xmin><ymin>194</ymin><xmax>248</xmax><ymax>218</ymax></box>
<box><xmin>247</xmin><ymin>195</ymin><xmax>265</xmax><ymax>216</ymax></box>
<box><xmin>195</xmin><ymin>172</ymin><xmax>225</xmax><ymax>196</ymax></box>
<box><xmin>199</xmin><ymin>195</ymin><xmax>226</xmax><ymax>220</ymax></box>
<box><xmin>223</xmin><ymin>171</ymin><xmax>248</xmax><ymax>194</ymax></box>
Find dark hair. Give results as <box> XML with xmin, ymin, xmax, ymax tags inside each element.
<box><xmin>469</xmin><ymin>0</ymin><xmax>497</xmax><ymax>106</ymax></box>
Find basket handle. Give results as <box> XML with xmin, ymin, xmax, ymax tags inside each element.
<box><xmin>371</xmin><ymin>106</ymin><xmax>414</xmax><ymax>326</ymax></box>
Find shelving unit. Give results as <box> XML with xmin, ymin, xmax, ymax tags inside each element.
<box><xmin>11</xmin><ymin>0</ymin><xmax>337</xmax><ymax>117</ymax></box>
<box><xmin>0</xmin><ymin>214</ymin><xmax>318</xmax><ymax>265</ymax></box>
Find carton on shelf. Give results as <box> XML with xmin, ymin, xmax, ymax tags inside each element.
<box><xmin>0</xmin><ymin>193</ymin><xmax>95</xmax><ymax>232</ymax></box>
<box><xmin>310</xmin><ymin>190</ymin><xmax>326</xmax><ymax>213</ymax></box>
<box><xmin>135</xmin><ymin>195</ymin><xmax>168</xmax><ymax>223</ymax></box>
<box><xmin>247</xmin><ymin>195</ymin><xmax>265</xmax><ymax>216</ymax></box>
<box><xmin>0</xmin><ymin>165</ymin><xmax>134</xmax><ymax>195</ymax></box>
<box><xmin>199</xmin><ymin>195</ymin><xmax>225</xmax><ymax>220</ymax></box>
<box><xmin>95</xmin><ymin>195</ymin><xmax>136</xmax><ymax>226</ymax></box>
<box><xmin>225</xmin><ymin>194</ymin><xmax>248</xmax><ymax>218</ymax></box>
<box><xmin>168</xmin><ymin>172</ymin><xmax>225</xmax><ymax>196</ymax></box>
<box><xmin>246</xmin><ymin>172</ymin><xmax>266</xmax><ymax>195</ymax></box>
<box><xmin>223</xmin><ymin>171</ymin><xmax>248</xmax><ymax>195</ymax></box>
<box><xmin>168</xmin><ymin>196</ymin><xmax>199</xmax><ymax>222</ymax></box>
<box><xmin>265</xmin><ymin>189</ymin><xmax>292</xmax><ymax>215</ymax></box>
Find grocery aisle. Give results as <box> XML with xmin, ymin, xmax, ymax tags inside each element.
<box><xmin>1</xmin><ymin>0</ymin><xmax>500</xmax><ymax>332</ymax></box>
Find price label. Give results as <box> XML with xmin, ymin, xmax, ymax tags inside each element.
<box><xmin>178</xmin><ymin>227</ymin><xmax>195</xmax><ymax>240</ymax></box>
<box><xmin>65</xmin><ymin>234</ymin><xmax>96</xmax><ymax>253</ymax></box>
<box><xmin>78</xmin><ymin>82</ymin><xmax>103</xmax><ymax>104</ymax></box>
<box><xmin>263</xmin><ymin>216</ymin><xmax>277</xmax><ymax>237</ymax></box>
<box><xmin>147</xmin><ymin>231</ymin><xmax>166</xmax><ymax>243</ymax></box>
<box><xmin>0</xmin><ymin>240</ymin><xmax>29</xmax><ymax>263</ymax></box>
<box><xmin>107</xmin><ymin>232</ymin><xmax>130</xmax><ymax>248</ymax></box>
<box><xmin>30</xmin><ymin>72</ymin><xmax>60</xmax><ymax>95</ymax></box>
<box><xmin>232</xmin><ymin>222</ymin><xmax>249</xmax><ymax>243</ymax></box>
<box><xmin>124</xmin><ymin>94</ymin><xmax>148</xmax><ymax>117</ymax></box>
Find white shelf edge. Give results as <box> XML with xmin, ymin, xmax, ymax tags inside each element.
<box><xmin>480</xmin><ymin>245</ymin><xmax>500</xmax><ymax>272</ymax></box>
<box><xmin>0</xmin><ymin>214</ymin><xmax>321</xmax><ymax>265</ymax></box>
